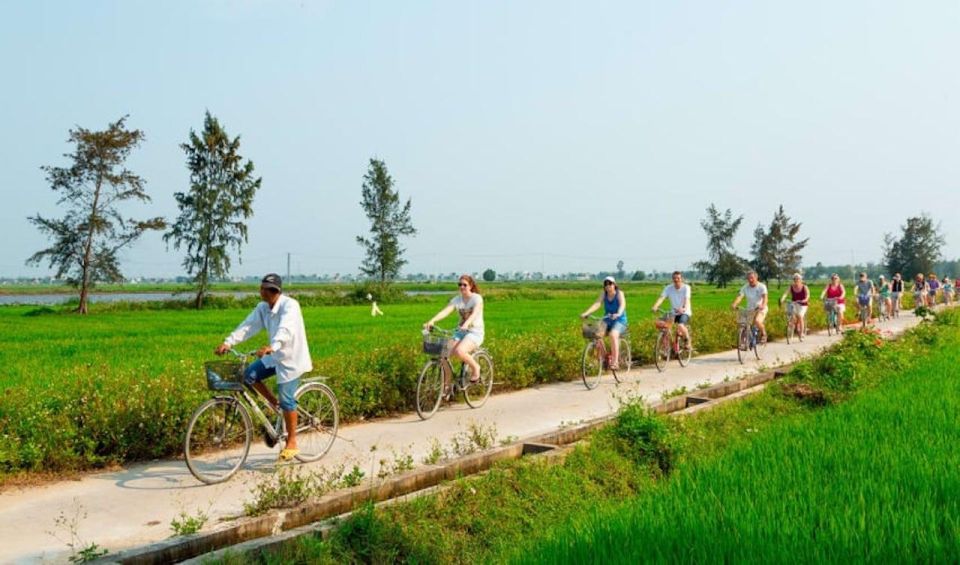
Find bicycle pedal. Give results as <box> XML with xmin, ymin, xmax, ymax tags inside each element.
<box><xmin>262</xmin><ymin>426</ymin><xmax>277</xmax><ymax>448</ymax></box>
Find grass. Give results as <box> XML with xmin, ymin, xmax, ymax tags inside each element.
<box><xmin>216</xmin><ymin>308</ymin><xmax>958</xmax><ymax>564</ymax></box>
<box><xmin>0</xmin><ymin>281</ymin><xmax>916</xmax><ymax>479</ymax></box>
<box><xmin>518</xmin><ymin>314</ymin><xmax>960</xmax><ymax>563</ymax></box>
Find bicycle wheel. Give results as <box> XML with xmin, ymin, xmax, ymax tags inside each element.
<box><xmin>786</xmin><ymin>317</ymin><xmax>793</xmax><ymax>344</ymax></box>
<box><xmin>464</xmin><ymin>351</ymin><xmax>494</xmax><ymax>408</ymax></box>
<box><xmin>754</xmin><ymin>328</ymin><xmax>764</xmax><ymax>360</ymax></box>
<box><xmin>654</xmin><ymin>331</ymin><xmax>670</xmax><ymax>372</ymax></box>
<box><xmin>737</xmin><ymin>327</ymin><xmax>747</xmax><ymax>364</ymax></box>
<box><xmin>677</xmin><ymin>330</ymin><xmax>693</xmax><ymax>367</ymax></box>
<box><xmin>293</xmin><ymin>382</ymin><xmax>339</xmax><ymax>462</ymax></box>
<box><xmin>581</xmin><ymin>341</ymin><xmax>604</xmax><ymax>390</ymax></box>
<box><xmin>610</xmin><ymin>337</ymin><xmax>630</xmax><ymax>383</ymax></box>
<box><xmin>416</xmin><ymin>360</ymin><xmax>445</xmax><ymax>420</ymax></box>
<box><xmin>826</xmin><ymin>312</ymin><xmax>835</xmax><ymax>336</ymax></box>
<box><xmin>184</xmin><ymin>396</ymin><xmax>251</xmax><ymax>485</ymax></box>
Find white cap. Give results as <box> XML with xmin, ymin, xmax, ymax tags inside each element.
<box><xmin>603</xmin><ymin>276</ymin><xmax>616</xmax><ymax>284</ymax></box>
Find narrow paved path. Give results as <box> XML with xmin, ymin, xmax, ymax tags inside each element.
<box><xmin>0</xmin><ymin>312</ymin><xmax>923</xmax><ymax>563</ymax></box>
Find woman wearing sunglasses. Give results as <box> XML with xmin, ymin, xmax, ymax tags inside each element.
<box><xmin>580</xmin><ymin>276</ymin><xmax>628</xmax><ymax>369</ymax></box>
<box><xmin>424</xmin><ymin>274</ymin><xmax>485</xmax><ymax>383</ymax></box>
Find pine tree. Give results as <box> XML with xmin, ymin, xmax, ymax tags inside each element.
<box><xmin>27</xmin><ymin>116</ymin><xmax>165</xmax><ymax>313</ymax></box>
<box><xmin>356</xmin><ymin>159</ymin><xmax>416</xmax><ymax>284</ymax></box>
<box><xmin>164</xmin><ymin>112</ymin><xmax>261</xmax><ymax>308</ymax></box>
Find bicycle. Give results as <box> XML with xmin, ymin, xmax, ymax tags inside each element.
<box><xmin>783</xmin><ymin>301</ymin><xmax>805</xmax><ymax>344</ymax></box>
<box><xmin>736</xmin><ymin>308</ymin><xmax>765</xmax><ymax>364</ymax></box>
<box><xmin>891</xmin><ymin>292</ymin><xmax>901</xmax><ymax>318</ymax></box>
<box><xmin>824</xmin><ymin>299</ymin><xmax>842</xmax><ymax>336</ymax></box>
<box><xmin>653</xmin><ymin>309</ymin><xmax>692</xmax><ymax>372</ymax></box>
<box><xmin>184</xmin><ymin>349</ymin><xmax>340</xmax><ymax>485</ymax></box>
<box><xmin>580</xmin><ymin>315</ymin><xmax>631</xmax><ymax>389</ymax></box>
<box><xmin>857</xmin><ymin>295</ymin><xmax>871</xmax><ymax>329</ymax></box>
<box><xmin>416</xmin><ymin>327</ymin><xmax>494</xmax><ymax>420</ymax></box>
<box><xmin>874</xmin><ymin>293</ymin><xmax>890</xmax><ymax>323</ymax></box>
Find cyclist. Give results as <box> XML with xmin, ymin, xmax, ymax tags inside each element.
<box><xmin>651</xmin><ymin>271</ymin><xmax>693</xmax><ymax>350</ymax></box>
<box><xmin>854</xmin><ymin>272</ymin><xmax>875</xmax><ymax>322</ymax></box>
<box><xmin>215</xmin><ymin>274</ymin><xmax>312</xmax><ymax>462</ymax></box>
<box><xmin>927</xmin><ymin>273</ymin><xmax>940</xmax><ymax>306</ymax></box>
<box><xmin>913</xmin><ymin>273</ymin><xmax>928</xmax><ymax>308</ymax></box>
<box><xmin>424</xmin><ymin>274</ymin><xmax>485</xmax><ymax>390</ymax></box>
<box><xmin>821</xmin><ymin>274</ymin><xmax>846</xmax><ymax>325</ymax></box>
<box><xmin>778</xmin><ymin>273</ymin><xmax>810</xmax><ymax>338</ymax></box>
<box><xmin>891</xmin><ymin>273</ymin><xmax>904</xmax><ymax>312</ymax></box>
<box><xmin>580</xmin><ymin>276</ymin><xmax>628</xmax><ymax>369</ymax></box>
<box><xmin>731</xmin><ymin>271</ymin><xmax>768</xmax><ymax>344</ymax></box>
<box><xmin>876</xmin><ymin>275</ymin><xmax>892</xmax><ymax>319</ymax></box>
<box><xmin>943</xmin><ymin>277</ymin><xmax>955</xmax><ymax>305</ymax></box>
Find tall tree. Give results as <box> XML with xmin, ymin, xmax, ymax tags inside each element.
<box><xmin>164</xmin><ymin>112</ymin><xmax>261</xmax><ymax>309</ymax></box>
<box><xmin>693</xmin><ymin>204</ymin><xmax>746</xmax><ymax>288</ymax></box>
<box><xmin>356</xmin><ymin>159</ymin><xmax>416</xmax><ymax>284</ymax></box>
<box><xmin>884</xmin><ymin>215</ymin><xmax>945</xmax><ymax>277</ymax></box>
<box><xmin>616</xmin><ymin>259</ymin><xmax>625</xmax><ymax>280</ymax></box>
<box><xmin>750</xmin><ymin>222</ymin><xmax>777</xmax><ymax>283</ymax></box>
<box><xmin>768</xmin><ymin>205</ymin><xmax>808</xmax><ymax>286</ymax></box>
<box><xmin>26</xmin><ymin>117</ymin><xmax>165</xmax><ymax>314</ymax></box>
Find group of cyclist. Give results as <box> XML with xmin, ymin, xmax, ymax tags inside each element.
<box><xmin>215</xmin><ymin>267</ymin><xmax>954</xmax><ymax>461</ymax></box>
<box><xmin>572</xmin><ymin>269</ymin><xmax>955</xmax><ymax>358</ymax></box>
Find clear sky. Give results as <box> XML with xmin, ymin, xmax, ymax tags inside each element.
<box><xmin>2</xmin><ymin>0</ymin><xmax>958</xmax><ymax>279</ymax></box>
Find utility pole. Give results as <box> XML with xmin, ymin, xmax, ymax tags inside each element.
<box><xmin>286</xmin><ymin>252</ymin><xmax>291</xmax><ymax>284</ymax></box>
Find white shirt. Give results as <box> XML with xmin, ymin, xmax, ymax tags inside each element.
<box><xmin>738</xmin><ymin>282</ymin><xmax>769</xmax><ymax>311</ymax></box>
<box><xmin>225</xmin><ymin>295</ymin><xmax>313</xmax><ymax>383</ymax></box>
<box><xmin>660</xmin><ymin>283</ymin><xmax>692</xmax><ymax>316</ymax></box>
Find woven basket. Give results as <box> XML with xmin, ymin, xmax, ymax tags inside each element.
<box><xmin>581</xmin><ymin>322</ymin><xmax>603</xmax><ymax>340</ymax></box>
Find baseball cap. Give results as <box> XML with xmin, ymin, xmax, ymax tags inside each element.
<box><xmin>260</xmin><ymin>273</ymin><xmax>283</xmax><ymax>292</ymax></box>
<box><xmin>603</xmin><ymin>276</ymin><xmax>616</xmax><ymax>284</ymax></box>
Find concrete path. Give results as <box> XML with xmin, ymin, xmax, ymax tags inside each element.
<box><xmin>0</xmin><ymin>312</ymin><xmax>923</xmax><ymax>563</ymax></box>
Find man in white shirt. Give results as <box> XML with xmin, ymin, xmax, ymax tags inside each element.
<box><xmin>215</xmin><ymin>273</ymin><xmax>312</xmax><ymax>461</ymax></box>
<box><xmin>651</xmin><ymin>271</ymin><xmax>693</xmax><ymax>349</ymax></box>
<box><xmin>731</xmin><ymin>270</ymin><xmax>769</xmax><ymax>343</ymax></box>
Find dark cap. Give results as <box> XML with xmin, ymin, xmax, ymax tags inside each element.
<box><xmin>261</xmin><ymin>273</ymin><xmax>282</xmax><ymax>292</ymax></box>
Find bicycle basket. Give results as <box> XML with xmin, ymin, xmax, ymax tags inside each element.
<box><xmin>582</xmin><ymin>321</ymin><xmax>603</xmax><ymax>339</ymax></box>
<box><xmin>422</xmin><ymin>335</ymin><xmax>446</xmax><ymax>355</ymax></box>
<box><xmin>204</xmin><ymin>360</ymin><xmax>245</xmax><ymax>391</ymax></box>
<box><xmin>823</xmin><ymin>300</ymin><xmax>837</xmax><ymax>312</ymax></box>
<box><xmin>737</xmin><ymin>309</ymin><xmax>753</xmax><ymax>325</ymax></box>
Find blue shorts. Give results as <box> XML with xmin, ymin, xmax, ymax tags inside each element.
<box><xmin>603</xmin><ymin>319</ymin><xmax>628</xmax><ymax>335</ymax></box>
<box><xmin>243</xmin><ymin>359</ymin><xmax>299</xmax><ymax>412</ymax></box>
<box><xmin>674</xmin><ymin>314</ymin><xmax>691</xmax><ymax>325</ymax></box>
<box><xmin>453</xmin><ymin>329</ymin><xmax>484</xmax><ymax>347</ymax></box>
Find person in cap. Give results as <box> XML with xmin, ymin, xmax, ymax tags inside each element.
<box><xmin>876</xmin><ymin>275</ymin><xmax>892</xmax><ymax>318</ymax></box>
<box><xmin>580</xmin><ymin>276</ymin><xmax>628</xmax><ymax>369</ymax></box>
<box><xmin>215</xmin><ymin>274</ymin><xmax>312</xmax><ymax>461</ymax></box>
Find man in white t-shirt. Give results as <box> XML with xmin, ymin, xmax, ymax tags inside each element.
<box><xmin>651</xmin><ymin>271</ymin><xmax>693</xmax><ymax>349</ymax></box>
<box><xmin>731</xmin><ymin>270</ymin><xmax>769</xmax><ymax>343</ymax></box>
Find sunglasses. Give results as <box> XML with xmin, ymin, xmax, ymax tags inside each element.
<box><xmin>458</xmin><ymin>283</ymin><xmax>468</xmax><ymax>288</ymax></box>
<box><xmin>603</xmin><ymin>281</ymin><xmax>613</xmax><ymax>286</ymax></box>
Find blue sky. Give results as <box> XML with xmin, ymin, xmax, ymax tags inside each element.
<box><xmin>2</xmin><ymin>0</ymin><xmax>958</xmax><ymax>279</ymax></box>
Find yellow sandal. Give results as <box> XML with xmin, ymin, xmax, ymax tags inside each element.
<box><xmin>278</xmin><ymin>448</ymin><xmax>300</xmax><ymax>461</ymax></box>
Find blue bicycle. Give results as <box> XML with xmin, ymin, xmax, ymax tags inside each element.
<box><xmin>736</xmin><ymin>308</ymin><xmax>765</xmax><ymax>364</ymax></box>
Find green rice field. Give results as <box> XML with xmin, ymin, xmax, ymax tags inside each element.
<box><xmin>0</xmin><ymin>282</ymin><xmax>907</xmax><ymax>479</ymax></box>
